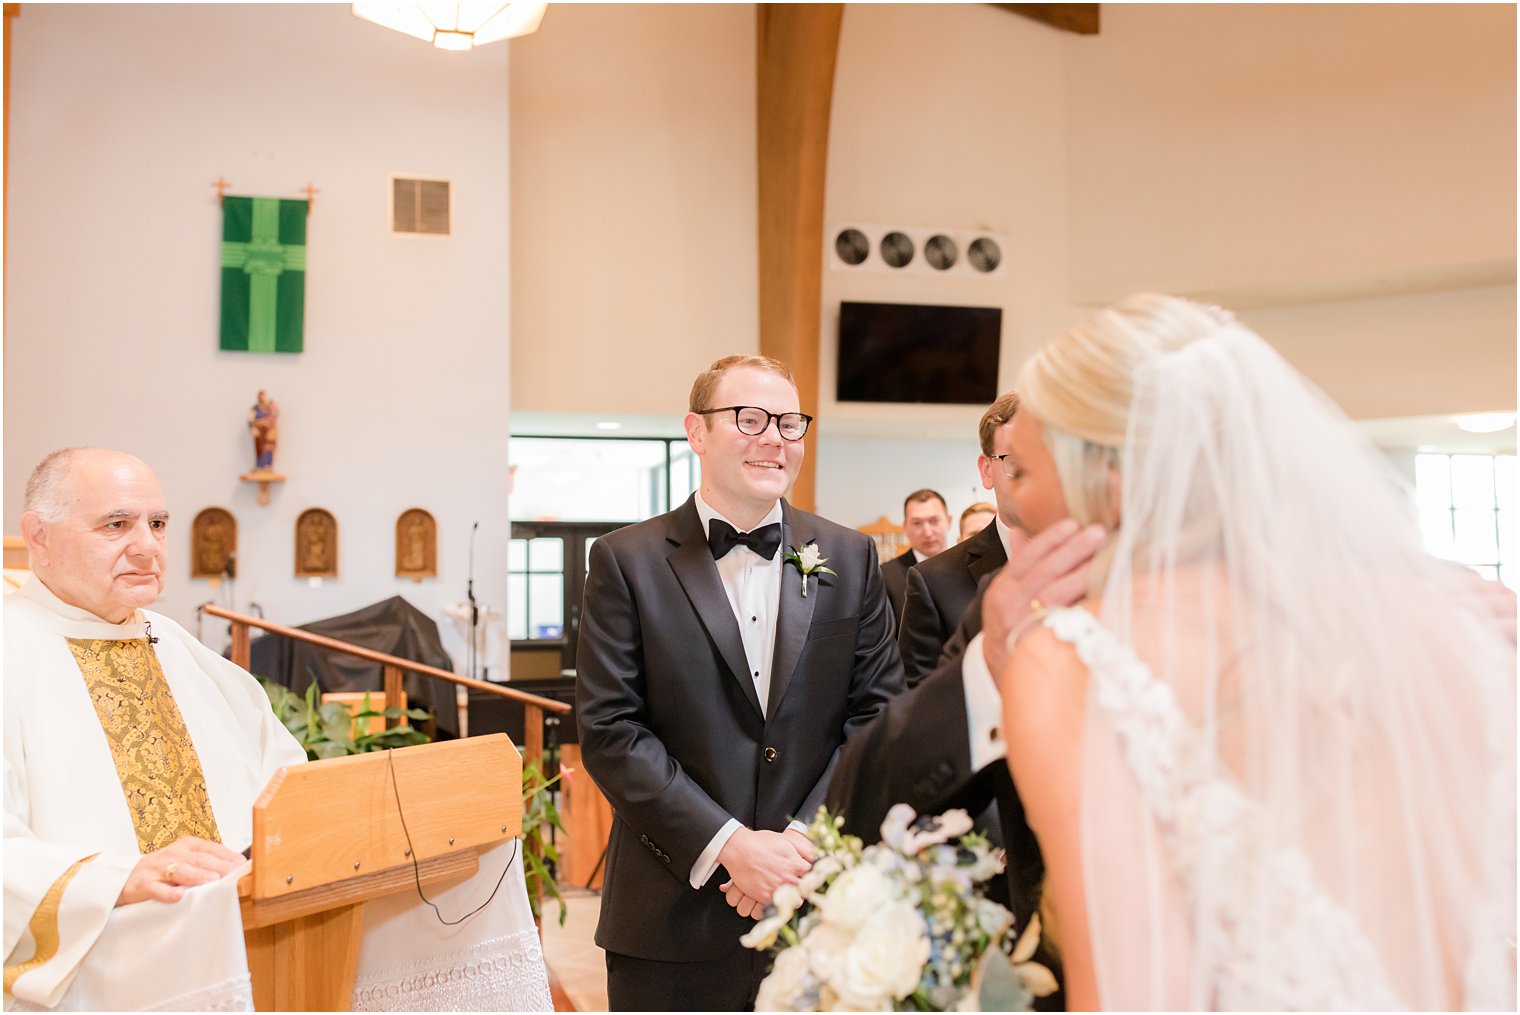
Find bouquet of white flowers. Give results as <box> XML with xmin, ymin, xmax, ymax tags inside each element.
<box><xmin>742</xmin><ymin>805</ymin><xmax>1056</xmax><ymax>1011</ymax></box>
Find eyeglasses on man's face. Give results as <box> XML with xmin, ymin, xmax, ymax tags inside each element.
<box><xmin>696</xmin><ymin>406</ymin><xmax>813</xmax><ymax>442</ymax></box>
<box><xmin>987</xmin><ymin>453</ymin><xmax>1020</xmax><ymax>479</ymax></box>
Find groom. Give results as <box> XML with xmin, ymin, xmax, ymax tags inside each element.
<box><xmin>577</xmin><ymin>354</ymin><xmax>903</xmax><ymax>1011</ymax></box>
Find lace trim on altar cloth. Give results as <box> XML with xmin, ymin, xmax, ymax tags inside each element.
<box><xmin>8</xmin><ymin>974</ymin><xmax>253</xmax><ymax>1012</ymax></box>
<box><xmin>1044</xmin><ymin>607</ymin><xmax>1408</xmax><ymax>1011</ymax></box>
<box><xmin>141</xmin><ymin>974</ymin><xmax>254</xmax><ymax>1012</ymax></box>
<box><xmin>350</xmin><ymin>929</ymin><xmax>553</xmax><ymax>1012</ymax></box>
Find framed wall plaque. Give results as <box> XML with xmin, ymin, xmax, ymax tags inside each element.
<box><xmin>295</xmin><ymin>508</ymin><xmax>338</xmax><ymax>578</ymax></box>
<box><xmin>395</xmin><ymin>508</ymin><xmax>437</xmax><ymax>580</ymax></box>
<box><xmin>192</xmin><ymin>507</ymin><xmax>237</xmax><ymax>579</ymax></box>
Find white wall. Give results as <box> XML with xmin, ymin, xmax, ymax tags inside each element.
<box><xmin>814</xmin><ymin>434</ymin><xmax>988</xmax><ymax>534</ymax></box>
<box><xmin>1066</xmin><ymin>3</ymin><xmax>1515</xmax><ymax>305</ymax></box>
<box><xmin>1064</xmin><ymin>3</ymin><xmax>1515</xmax><ymax>418</ymax></box>
<box><xmin>4</xmin><ymin>5</ymin><xmax>513</xmax><ymax>640</ymax></box>
<box><xmin>820</xmin><ymin>3</ymin><xmax>1077</xmax><ymax>438</ymax></box>
<box><xmin>508</xmin><ymin>3</ymin><xmax>758</xmax><ymax>415</ymax></box>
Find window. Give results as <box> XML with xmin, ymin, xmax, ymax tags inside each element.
<box><xmin>507</xmin><ymin>535</ymin><xmax>565</xmax><ymax>641</ymax></box>
<box><xmin>507</xmin><ymin>435</ymin><xmax>700</xmax><ymax>673</ymax></box>
<box><xmin>1415</xmin><ymin>453</ymin><xmax>1516</xmax><ymax>589</ymax></box>
<box><xmin>509</xmin><ymin>437</ymin><xmax>699</xmax><ymax>522</ymax></box>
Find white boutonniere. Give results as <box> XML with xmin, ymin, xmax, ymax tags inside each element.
<box><xmin>781</xmin><ymin>542</ymin><xmax>836</xmax><ymax>599</ymax></box>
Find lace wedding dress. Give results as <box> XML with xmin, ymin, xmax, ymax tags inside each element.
<box><xmin>1047</xmin><ymin>606</ymin><xmax>1414</xmax><ymax>1010</ymax></box>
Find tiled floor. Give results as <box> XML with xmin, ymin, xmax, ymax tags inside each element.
<box><xmin>540</xmin><ymin>887</ymin><xmax>609</xmax><ymax>1011</ymax></box>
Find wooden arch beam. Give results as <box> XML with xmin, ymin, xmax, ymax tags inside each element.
<box><xmin>756</xmin><ymin>3</ymin><xmax>843</xmax><ymax>513</ymax></box>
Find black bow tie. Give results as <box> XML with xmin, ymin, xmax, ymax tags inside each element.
<box><xmin>708</xmin><ymin>519</ymin><xmax>782</xmax><ymax>561</ymax></box>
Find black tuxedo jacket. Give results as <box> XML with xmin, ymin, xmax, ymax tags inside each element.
<box><xmin>576</xmin><ymin>495</ymin><xmax>903</xmax><ymax>962</ymax></box>
<box><xmin>880</xmin><ymin>549</ymin><xmax>915</xmax><ymax>631</ymax></box>
<box><xmin>898</xmin><ymin>521</ymin><xmax>1007</xmax><ymax>687</ymax></box>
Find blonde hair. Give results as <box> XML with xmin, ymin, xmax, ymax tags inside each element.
<box><xmin>688</xmin><ymin>355</ymin><xmax>797</xmax><ymax>413</ymax></box>
<box><xmin>959</xmin><ymin>501</ymin><xmax>996</xmax><ymax>528</ymax></box>
<box><xmin>1017</xmin><ymin>294</ymin><xmax>1233</xmax><ymax>528</ymax></box>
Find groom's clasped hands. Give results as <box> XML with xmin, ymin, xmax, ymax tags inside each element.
<box><xmin>718</xmin><ymin>826</ymin><xmax>818</xmax><ymax>919</ymax></box>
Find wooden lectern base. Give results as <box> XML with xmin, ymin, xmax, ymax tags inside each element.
<box><xmin>244</xmin><ymin>904</ymin><xmax>365</xmax><ymax>1011</ymax></box>
<box><xmin>238</xmin><ymin>737</ymin><xmax>519</xmax><ymax>1011</ymax></box>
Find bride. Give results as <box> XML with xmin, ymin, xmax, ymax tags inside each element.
<box><xmin>997</xmin><ymin>294</ymin><xmax>1516</xmax><ymax>1010</ymax></box>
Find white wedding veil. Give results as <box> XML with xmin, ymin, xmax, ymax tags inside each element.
<box><xmin>1023</xmin><ymin>296</ymin><xmax>1516</xmax><ymax>1009</ymax></box>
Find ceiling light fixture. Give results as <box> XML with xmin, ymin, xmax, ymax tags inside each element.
<box><xmin>1455</xmin><ymin>412</ymin><xmax>1516</xmax><ymax>434</ymax></box>
<box><xmin>352</xmin><ymin>3</ymin><xmax>547</xmax><ymax>51</ymax></box>
<box><xmin>595</xmin><ymin>421</ymin><xmax>623</xmax><ymax>431</ymax></box>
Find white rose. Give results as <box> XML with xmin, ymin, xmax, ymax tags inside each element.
<box><xmin>806</xmin><ymin>923</ymin><xmax>856</xmax><ymax>982</ymax></box>
<box><xmin>756</xmin><ymin>945</ymin><xmax>814</xmax><ymax>1011</ymax></box>
<box><xmin>798</xmin><ymin>542</ymin><xmax>826</xmax><ymax>569</ymax></box>
<box><xmin>820</xmin><ymin>864</ymin><xmax>893</xmax><ymax>932</ymax></box>
<box><xmin>819</xmin><ymin>986</ymin><xmax>893</xmax><ymax>1012</ymax></box>
<box><xmin>831</xmin><ymin>901</ymin><xmax>929</xmax><ymax>1008</ymax></box>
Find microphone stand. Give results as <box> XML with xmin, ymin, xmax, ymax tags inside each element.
<box><xmin>467</xmin><ymin>521</ymin><xmax>480</xmax><ymax>683</ymax></box>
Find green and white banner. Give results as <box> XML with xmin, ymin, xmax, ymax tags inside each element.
<box><xmin>219</xmin><ymin>196</ymin><xmax>307</xmax><ymax>353</ymax></box>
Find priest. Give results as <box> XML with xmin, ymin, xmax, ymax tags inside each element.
<box><xmin>4</xmin><ymin>447</ymin><xmax>306</xmax><ymax>1009</ymax></box>
<box><xmin>4</xmin><ymin>448</ymin><xmax>552</xmax><ymax>1011</ymax></box>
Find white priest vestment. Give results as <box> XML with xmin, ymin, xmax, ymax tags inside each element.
<box><xmin>5</xmin><ymin>577</ymin><xmax>553</xmax><ymax>1011</ymax></box>
<box><xmin>4</xmin><ymin>576</ymin><xmax>305</xmax><ymax>1010</ymax></box>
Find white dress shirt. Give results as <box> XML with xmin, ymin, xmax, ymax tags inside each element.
<box><xmin>961</xmin><ymin>514</ymin><xmax>1021</xmax><ymax>772</ymax></box>
<box><xmin>687</xmin><ymin>494</ymin><xmax>806</xmax><ymax>889</ymax></box>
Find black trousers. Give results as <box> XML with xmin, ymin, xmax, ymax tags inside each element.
<box><xmin>605</xmin><ymin>947</ymin><xmax>771</xmax><ymax>1012</ymax></box>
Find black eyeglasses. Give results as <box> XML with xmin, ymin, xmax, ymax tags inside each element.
<box><xmin>696</xmin><ymin>406</ymin><xmax>813</xmax><ymax>442</ymax></box>
<box><xmin>986</xmin><ymin>454</ymin><xmax>1019</xmax><ymax>479</ymax></box>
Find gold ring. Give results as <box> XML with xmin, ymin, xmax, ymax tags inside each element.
<box><xmin>1029</xmin><ymin>598</ymin><xmax>1046</xmax><ymax>613</ymax></box>
<box><xmin>161</xmin><ymin>862</ymin><xmax>178</xmax><ymax>882</ymax></box>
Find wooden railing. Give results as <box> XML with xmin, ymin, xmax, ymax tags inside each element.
<box><xmin>201</xmin><ymin>604</ymin><xmax>571</xmax><ymax>768</ymax></box>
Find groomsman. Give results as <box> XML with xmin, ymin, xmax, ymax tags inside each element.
<box><xmin>897</xmin><ymin>392</ymin><xmax>1020</xmax><ymax>687</ymax></box>
<box><xmin>577</xmin><ymin>355</ymin><xmax>903</xmax><ymax>1011</ymax></box>
<box><xmin>826</xmin><ymin>519</ymin><xmax>1104</xmax><ymax>1012</ymax></box>
<box><xmin>880</xmin><ymin>489</ymin><xmax>952</xmax><ymax>626</ymax></box>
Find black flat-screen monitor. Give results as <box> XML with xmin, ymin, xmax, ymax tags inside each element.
<box><xmin>836</xmin><ymin>301</ymin><xmax>1001</xmax><ymax>405</ymax></box>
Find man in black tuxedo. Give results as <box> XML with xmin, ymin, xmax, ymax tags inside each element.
<box><xmin>826</xmin><ymin>518</ymin><xmax>1106</xmax><ymax>1011</ymax></box>
<box><xmin>898</xmin><ymin>392</ymin><xmax>1020</xmax><ymax>687</ymax></box>
<box><xmin>577</xmin><ymin>355</ymin><xmax>903</xmax><ymax>1011</ymax></box>
<box><xmin>880</xmin><ymin>488</ymin><xmax>951</xmax><ymax>627</ymax></box>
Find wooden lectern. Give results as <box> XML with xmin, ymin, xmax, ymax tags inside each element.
<box><xmin>238</xmin><ymin>735</ymin><xmax>522</xmax><ymax>1011</ymax></box>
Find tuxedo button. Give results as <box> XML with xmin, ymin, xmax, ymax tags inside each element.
<box><xmin>990</xmin><ymin>727</ymin><xmax>1002</xmax><ymax>742</ymax></box>
<box><xmin>763</xmin><ymin>747</ymin><xmax>778</xmax><ymax>762</ymax></box>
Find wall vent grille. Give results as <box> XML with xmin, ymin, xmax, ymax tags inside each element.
<box><xmin>391</xmin><ymin>176</ymin><xmax>452</xmax><ymax>236</ymax></box>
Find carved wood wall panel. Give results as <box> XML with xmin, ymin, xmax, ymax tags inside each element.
<box><xmin>294</xmin><ymin>508</ymin><xmax>338</xmax><ymax>578</ymax></box>
<box><xmin>395</xmin><ymin>508</ymin><xmax>437</xmax><ymax>580</ymax></box>
<box><xmin>191</xmin><ymin>507</ymin><xmax>237</xmax><ymax>579</ymax></box>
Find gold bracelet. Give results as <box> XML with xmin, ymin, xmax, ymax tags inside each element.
<box><xmin>1004</xmin><ymin>601</ymin><xmax>1050</xmax><ymax>653</ymax></box>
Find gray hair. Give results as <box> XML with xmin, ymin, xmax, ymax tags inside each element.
<box><xmin>24</xmin><ymin>448</ymin><xmax>91</xmax><ymax>522</ymax></box>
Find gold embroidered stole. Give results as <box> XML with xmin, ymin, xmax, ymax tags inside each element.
<box><xmin>65</xmin><ymin>637</ymin><xmax>222</xmax><ymax>852</ymax></box>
